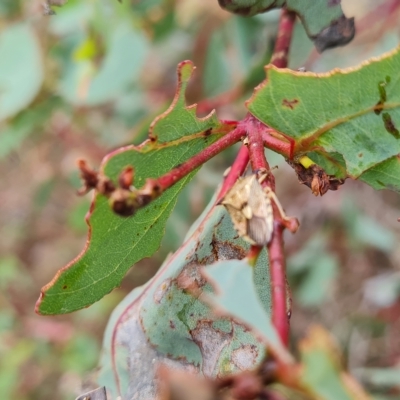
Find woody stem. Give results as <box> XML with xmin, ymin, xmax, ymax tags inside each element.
<box><xmin>268</xmin><ymin>8</ymin><xmax>296</xmax><ymax>347</ymax></box>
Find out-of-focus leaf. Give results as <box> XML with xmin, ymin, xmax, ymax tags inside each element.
<box><xmin>288</xmin><ymin>237</ymin><xmax>338</xmax><ymax>307</ymax></box>
<box><xmin>296</xmin><ymin>256</ymin><xmax>337</xmax><ymax>307</ymax></box>
<box><xmin>247</xmin><ymin>47</ymin><xmax>400</xmax><ymax>193</ymax></box>
<box><xmin>97</xmin><ymin>196</ymin><xmax>276</xmax><ymax>399</ymax></box>
<box><xmin>0</xmin><ymin>0</ymin><xmax>20</xmax><ymax>17</ymax></box>
<box><xmin>0</xmin><ymin>257</ymin><xmax>19</xmax><ymax>289</ymax></box>
<box><xmin>0</xmin><ymin>97</ymin><xmax>60</xmax><ymax>159</ymax></box>
<box><xmin>36</xmin><ymin>61</ymin><xmax>226</xmax><ymax>315</ymax></box>
<box><xmin>48</xmin><ymin>1</ymin><xmax>93</xmax><ymax>36</ymax></box>
<box><xmin>342</xmin><ymin>198</ymin><xmax>395</xmax><ymax>252</ymax></box>
<box><xmin>203</xmin><ymin>30</ymin><xmax>231</xmax><ymax>97</ymax></box>
<box><xmin>60</xmin><ymin>24</ymin><xmax>148</xmax><ymax>105</ymax></box>
<box><xmin>0</xmin><ymin>23</ymin><xmax>43</xmax><ymax>121</ymax></box>
<box><xmin>355</xmin><ymin>367</ymin><xmax>400</xmax><ymax>389</ymax></box>
<box><xmin>202</xmin><ymin>260</ymin><xmax>291</xmax><ymax>361</ymax></box>
<box><xmin>218</xmin><ymin>0</ymin><xmax>354</xmax><ymax>51</ymax></box>
<box><xmin>298</xmin><ymin>326</ymin><xmax>370</xmax><ymax>400</ymax></box>
<box><xmin>61</xmin><ymin>335</ymin><xmax>99</xmax><ymax>374</ymax></box>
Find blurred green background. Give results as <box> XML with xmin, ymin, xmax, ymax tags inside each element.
<box><xmin>0</xmin><ymin>0</ymin><xmax>399</xmax><ymax>399</ymax></box>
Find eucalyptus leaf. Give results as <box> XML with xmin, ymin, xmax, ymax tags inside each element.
<box><xmin>247</xmin><ymin>47</ymin><xmax>400</xmax><ymax>192</ymax></box>
<box><xmin>97</xmin><ymin>196</ymin><xmax>282</xmax><ymax>399</ymax></box>
<box><xmin>36</xmin><ymin>61</ymin><xmax>224</xmax><ymax>315</ymax></box>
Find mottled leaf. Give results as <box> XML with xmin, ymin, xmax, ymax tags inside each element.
<box><xmin>97</xmin><ymin>197</ymin><xmax>279</xmax><ymax>399</ymax></box>
<box><xmin>218</xmin><ymin>0</ymin><xmax>354</xmax><ymax>51</ymax></box>
<box><xmin>36</xmin><ymin>61</ymin><xmax>225</xmax><ymax>315</ymax></box>
<box><xmin>247</xmin><ymin>47</ymin><xmax>400</xmax><ymax>192</ymax></box>
<box><xmin>202</xmin><ymin>260</ymin><xmax>292</xmax><ymax>362</ymax></box>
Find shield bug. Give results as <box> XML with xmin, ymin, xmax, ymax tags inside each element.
<box><xmin>219</xmin><ymin>174</ymin><xmax>274</xmax><ymax>246</ymax></box>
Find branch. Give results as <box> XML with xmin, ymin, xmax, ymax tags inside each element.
<box><xmin>79</xmin><ymin>126</ymin><xmax>246</xmax><ymax>216</ymax></box>
<box><xmin>270</xmin><ymin>8</ymin><xmax>297</xmax><ymax>69</ymax></box>
<box><xmin>216</xmin><ymin>144</ymin><xmax>250</xmax><ymax>203</ymax></box>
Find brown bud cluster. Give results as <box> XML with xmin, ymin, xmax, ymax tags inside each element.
<box><xmin>77</xmin><ymin>160</ymin><xmax>163</xmax><ymax>218</ymax></box>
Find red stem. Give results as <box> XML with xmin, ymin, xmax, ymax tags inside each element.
<box><xmin>270</xmin><ymin>9</ymin><xmax>297</xmax><ymax>68</ymax></box>
<box><xmin>268</xmin><ymin>222</ymin><xmax>289</xmax><ymax>346</ymax></box>
<box><xmin>262</xmin><ymin>128</ymin><xmax>294</xmax><ymax>160</ymax></box>
<box><xmin>217</xmin><ymin>144</ymin><xmax>249</xmax><ymax>202</ymax></box>
<box><xmin>262</xmin><ymin>8</ymin><xmax>296</xmax><ymax>347</ymax></box>
<box><xmin>156</xmin><ymin>126</ymin><xmax>245</xmax><ymax>191</ymax></box>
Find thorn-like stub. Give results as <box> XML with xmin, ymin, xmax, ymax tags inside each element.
<box><xmin>77</xmin><ymin>159</ymin><xmax>115</xmax><ymax>196</ymax></box>
<box><xmin>118</xmin><ymin>166</ymin><xmax>134</xmax><ymax>190</ymax></box>
<box><xmin>283</xmin><ymin>216</ymin><xmax>300</xmax><ymax>234</ymax></box>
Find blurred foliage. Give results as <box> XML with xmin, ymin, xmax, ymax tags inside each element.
<box><xmin>0</xmin><ymin>0</ymin><xmax>400</xmax><ymax>399</ymax></box>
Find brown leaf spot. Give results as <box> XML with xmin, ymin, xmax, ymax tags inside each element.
<box><xmin>203</xmin><ymin>128</ymin><xmax>212</xmax><ymax>137</ymax></box>
<box><xmin>62</xmin><ymin>285</ymin><xmax>68</xmax><ymax>290</ymax></box>
<box><xmin>191</xmin><ymin>320</ymin><xmax>233</xmax><ymax>376</ymax></box>
<box><xmin>358</xmin><ymin>153</ymin><xmax>363</xmax><ymax>158</ymax></box>
<box><xmin>176</xmin><ymin>262</ymin><xmax>206</xmax><ymax>296</ymax></box>
<box><xmin>210</xmin><ymin>235</ymin><xmax>247</xmax><ymax>262</ymax></box>
<box><xmin>154</xmin><ymin>279</ymin><xmax>172</xmax><ymax>303</ymax></box>
<box><xmin>382</xmin><ymin>112</ymin><xmax>400</xmax><ymax>138</ymax></box>
<box><xmin>282</xmin><ymin>98</ymin><xmax>299</xmax><ymax>110</ymax></box>
<box><xmin>231</xmin><ymin>344</ymin><xmax>259</xmax><ymax>370</ymax></box>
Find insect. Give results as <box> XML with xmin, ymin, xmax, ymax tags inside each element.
<box><xmin>219</xmin><ymin>173</ymin><xmax>275</xmax><ymax>246</ymax></box>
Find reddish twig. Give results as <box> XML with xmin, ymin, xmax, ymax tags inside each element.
<box><xmin>246</xmin><ymin>115</ymin><xmax>274</xmax><ymax>186</ymax></box>
<box><xmin>270</xmin><ymin>9</ymin><xmax>297</xmax><ymax>68</ymax></box>
<box><xmin>236</xmin><ymin>8</ymin><xmax>296</xmax><ymax>347</ymax></box>
<box><xmin>216</xmin><ymin>144</ymin><xmax>250</xmax><ymax>203</ymax></box>
<box><xmin>156</xmin><ymin>126</ymin><xmax>245</xmax><ymax>192</ymax></box>
<box><xmin>262</xmin><ymin>128</ymin><xmax>294</xmax><ymax>160</ymax></box>
<box><xmin>264</xmin><ymin>7</ymin><xmax>297</xmax><ymax>347</ymax></box>
<box><xmin>246</xmin><ymin>114</ymin><xmax>292</xmax><ymax>347</ymax></box>
<box><xmin>268</xmin><ymin>222</ymin><xmax>290</xmax><ymax>346</ymax></box>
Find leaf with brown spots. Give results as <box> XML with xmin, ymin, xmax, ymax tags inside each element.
<box><xmin>97</xmin><ymin>198</ymin><xmax>287</xmax><ymax>399</ymax></box>
<box><xmin>247</xmin><ymin>46</ymin><xmax>400</xmax><ymax>193</ymax></box>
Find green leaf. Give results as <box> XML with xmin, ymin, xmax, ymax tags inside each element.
<box><xmin>247</xmin><ymin>47</ymin><xmax>400</xmax><ymax>192</ymax></box>
<box><xmin>98</xmin><ymin>197</ymin><xmax>275</xmax><ymax>399</ymax></box>
<box><xmin>0</xmin><ymin>23</ymin><xmax>43</xmax><ymax>121</ymax></box>
<box><xmin>36</xmin><ymin>61</ymin><xmax>224</xmax><ymax>315</ymax></box>
<box><xmin>218</xmin><ymin>0</ymin><xmax>354</xmax><ymax>51</ymax></box>
<box><xmin>299</xmin><ymin>326</ymin><xmax>370</xmax><ymax>400</ymax></box>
